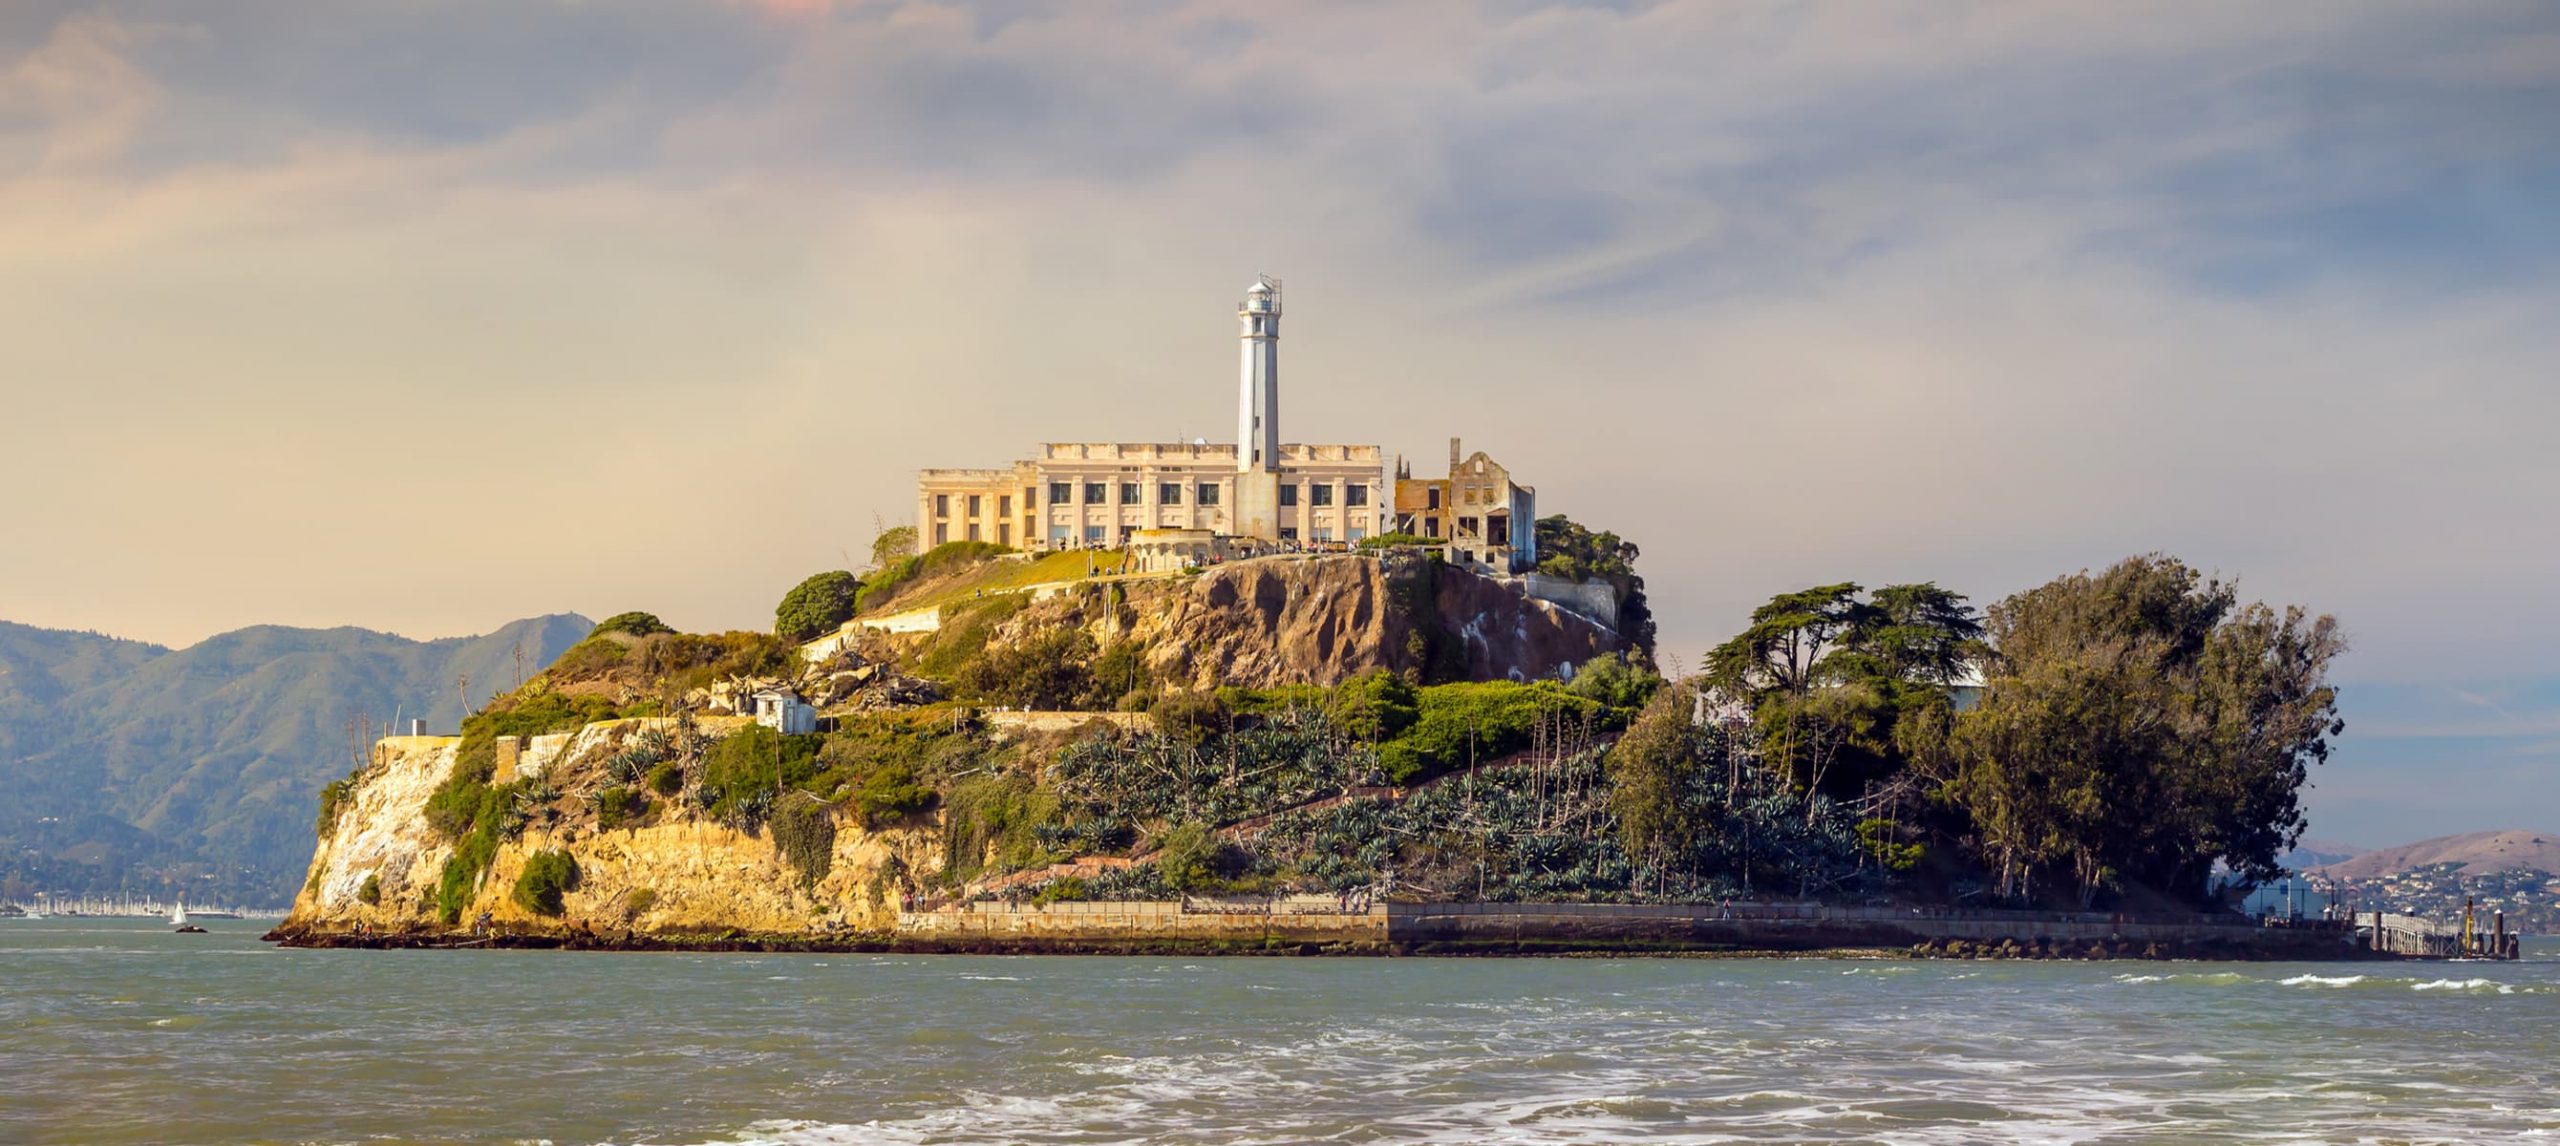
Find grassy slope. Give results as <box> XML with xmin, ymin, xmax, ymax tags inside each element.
<box><xmin>862</xmin><ymin>550</ymin><xmax>1158</xmax><ymax>617</ymax></box>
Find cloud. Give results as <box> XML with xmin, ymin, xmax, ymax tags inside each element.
<box><xmin>0</xmin><ymin>2</ymin><xmax>2556</xmax><ymax>840</ymax></box>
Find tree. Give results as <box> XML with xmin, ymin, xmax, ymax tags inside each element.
<box><xmin>774</xmin><ymin>571</ymin><xmax>862</xmax><ymax>642</ymax></box>
<box><xmin>869</xmin><ymin>525</ymin><xmax>917</xmax><ymax>574</ymax></box>
<box><xmin>1701</xmin><ymin>582</ymin><xmax>1981</xmax><ymax>804</ymax></box>
<box><xmin>1931</xmin><ymin>555</ymin><xmax>2344</xmax><ymax>906</ymax></box>
<box><xmin>592</xmin><ymin>612</ymin><xmax>673</xmax><ymax>639</ymax></box>
<box><xmin>1533</xmin><ymin>515</ymin><xmax>1658</xmax><ymax>666</ymax></box>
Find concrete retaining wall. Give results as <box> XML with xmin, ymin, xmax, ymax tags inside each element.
<box><xmin>892</xmin><ymin>899</ymin><xmax>2362</xmax><ymax>956</ymax></box>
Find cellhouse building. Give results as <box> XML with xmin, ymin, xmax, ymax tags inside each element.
<box><xmin>916</xmin><ymin>277</ymin><xmax>1539</xmax><ymax>574</ymax></box>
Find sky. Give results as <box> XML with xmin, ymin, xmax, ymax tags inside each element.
<box><xmin>1</xmin><ymin>1</ymin><xmax>2555</xmax><ymax>845</ymax></box>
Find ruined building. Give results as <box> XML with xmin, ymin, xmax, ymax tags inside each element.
<box><xmin>917</xmin><ymin>278</ymin><xmax>1539</xmax><ymax>573</ymax></box>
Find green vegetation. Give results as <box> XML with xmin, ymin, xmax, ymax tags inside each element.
<box><xmin>357</xmin><ymin>873</ymin><xmax>381</xmax><ymax>905</ymax></box>
<box><xmin>315</xmin><ymin>772</ymin><xmax>359</xmax><ymax>838</ymax></box>
<box><xmin>939</xmin><ymin>773</ymin><xmax>1060</xmax><ymax>885</ymax></box>
<box><xmin>592</xmin><ymin>785</ymin><xmax>646</xmax><ymax>830</ymax></box>
<box><xmin>853</xmin><ymin>763</ymin><xmax>935</xmax><ymax>828</ymax></box>
<box><xmin>695</xmin><ymin>725</ymin><xmax>824</xmax><ymax>828</ymax></box>
<box><xmin>511</xmin><ymin>849</ymin><xmax>580</xmax><ymax>916</ymax></box>
<box><xmin>1702</xmin><ymin>582</ymin><xmax>1983</xmax><ymax>803</ymax></box>
<box><xmin>622</xmin><ymin>887</ymin><xmax>657</xmax><ymax>920</ymax></box>
<box><xmin>775</xmin><ymin>571</ymin><xmax>862</xmax><ymax>642</ymax></box>
<box><xmin>1534</xmin><ymin>515</ymin><xmax>1656</xmax><ymax>665</ymax></box>
<box><xmin>592</xmin><ymin>612</ymin><xmax>673</xmax><ymax>639</ymax></box>
<box><xmin>868</xmin><ymin>525</ymin><xmax>918</xmax><ymax>574</ymax></box>
<box><xmin>770</xmin><ymin>794</ymin><xmax>838</xmax><ymax>886</ymax></box>
<box><xmin>1376</xmin><ymin>681</ymin><xmax>1612</xmax><ymax>784</ymax></box>
<box><xmin>855</xmin><ymin>540</ymin><xmax>1014</xmax><ymax>613</ymax></box>
<box><xmin>1355</xmin><ymin>532</ymin><xmax>1444</xmax><ymax>549</ymax></box>
<box><xmin>1911</xmin><ymin>556</ymin><xmax>2343</xmax><ymax>905</ymax></box>
<box><xmin>1151</xmin><ymin>821</ymin><xmax>1247</xmax><ymax>893</ymax></box>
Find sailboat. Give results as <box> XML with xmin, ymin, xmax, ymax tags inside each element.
<box><xmin>171</xmin><ymin>901</ymin><xmax>207</xmax><ymax>933</ymax></box>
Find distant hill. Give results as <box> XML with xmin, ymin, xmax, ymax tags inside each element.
<box><xmin>0</xmin><ymin>615</ymin><xmax>591</xmax><ymax>906</ymax></box>
<box><xmin>2312</xmin><ymin>830</ymin><xmax>2560</xmax><ymax>880</ymax></box>
<box><xmin>2283</xmin><ymin>837</ymin><xmax>2367</xmax><ymax>869</ymax></box>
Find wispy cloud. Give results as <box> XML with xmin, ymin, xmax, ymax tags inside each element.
<box><xmin>1</xmin><ymin>1</ymin><xmax>2555</xmax><ymax>839</ymax></box>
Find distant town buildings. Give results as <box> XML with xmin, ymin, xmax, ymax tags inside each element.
<box><xmin>918</xmin><ymin>278</ymin><xmax>1539</xmax><ymax>575</ymax></box>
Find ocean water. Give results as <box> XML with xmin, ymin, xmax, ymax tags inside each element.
<box><xmin>2</xmin><ymin>919</ymin><xmax>2553</xmax><ymax>1145</ymax></box>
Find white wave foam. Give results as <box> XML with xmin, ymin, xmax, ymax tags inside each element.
<box><xmin>2278</xmin><ymin>974</ymin><xmax>2367</xmax><ymax>988</ymax></box>
<box><xmin>2411</xmin><ymin>977</ymin><xmax>2515</xmax><ymax>994</ymax></box>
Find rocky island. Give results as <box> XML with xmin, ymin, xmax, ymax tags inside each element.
<box><xmin>270</xmin><ymin>532</ymin><xmax>2397</xmax><ymax>961</ymax></box>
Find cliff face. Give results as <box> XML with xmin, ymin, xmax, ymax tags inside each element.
<box><xmin>955</xmin><ymin>553</ymin><xmax>1625</xmax><ymax>693</ymax></box>
<box><xmin>283</xmin><ymin>725</ymin><xmax>938</xmax><ymax>940</ymax></box>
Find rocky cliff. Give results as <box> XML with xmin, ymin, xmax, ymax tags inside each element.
<box><xmin>277</xmin><ymin>721</ymin><xmax>939</xmax><ymax>943</ymax></box>
<box><xmin>898</xmin><ymin>552</ymin><xmax>1627</xmax><ymax>694</ymax></box>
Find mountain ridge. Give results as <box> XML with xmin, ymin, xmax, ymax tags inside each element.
<box><xmin>2311</xmin><ymin>829</ymin><xmax>2560</xmax><ymax>880</ymax></box>
<box><xmin>0</xmin><ymin>614</ymin><xmax>592</xmax><ymax>906</ymax></box>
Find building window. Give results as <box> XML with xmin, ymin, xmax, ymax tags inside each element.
<box><xmin>934</xmin><ymin>523</ymin><xmax>949</xmax><ymax>544</ymax></box>
<box><xmin>1349</xmin><ymin>526</ymin><xmax>1366</xmax><ymax>542</ymax></box>
<box><xmin>1197</xmin><ymin>483</ymin><xmax>1221</xmax><ymax>506</ymax></box>
<box><xmin>1050</xmin><ymin>524</ymin><xmax>1071</xmax><ymax>546</ymax></box>
<box><xmin>1459</xmin><ymin>516</ymin><xmax>1479</xmax><ymax>537</ymax></box>
<box><xmin>998</xmin><ymin>523</ymin><xmax>1011</xmax><ymax>546</ymax></box>
<box><xmin>1426</xmin><ymin>488</ymin><xmax>1441</xmax><ymax>510</ymax></box>
<box><xmin>1345</xmin><ymin>485</ymin><xmax>1368</xmax><ymax>507</ymax></box>
<box><xmin>1024</xmin><ymin>486</ymin><xmax>1036</xmax><ymax>509</ymax></box>
<box><xmin>1084</xmin><ymin>483</ymin><xmax>1107</xmax><ymax>505</ymax></box>
<box><xmin>1279</xmin><ymin>527</ymin><xmax>1299</xmax><ymax>541</ymax></box>
<box><xmin>1049</xmin><ymin>482</ymin><xmax>1072</xmax><ymax>505</ymax></box>
<box><xmin>1084</xmin><ymin>525</ymin><xmax>1106</xmax><ymax>545</ymax></box>
<box><xmin>1489</xmin><ymin>516</ymin><xmax>1509</xmax><ymax>546</ymax></box>
<box><xmin>1121</xmin><ymin>482</ymin><xmax>1141</xmax><ymax>504</ymax></box>
<box><xmin>998</xmin><ymin>495</ymin><xmax>1012</xmax><ymax>517</ymax></box>
<box><xmin>1279</xmin><ymin>484</ymin><xmax>1299</xmax><ymax>507</ymax></box>
<box><xmin>1424</xmin><ymin>517</ymin><xmax>1440</xmax><ymax>539</ymax></box>
<box><xmin>934</xmin><ymin>494</ymin><xmax>950</xmax><ymax>518</ymax></box>
<box><xmin>967</xmin><ymin>523</ymin><xmax>981</xmax><ymax>542</ymax></box>
<box><xmin>967</xmin><ymin>494</ymin><xmax>982</xmax><ymax>517</ymax></box>
<box><xmin>1310</xmin><ymin>484</ymin><xmax>1334</xmax><ymax>506</ymax></box>
<box><xmin>1159</xmin><ymin>482</ymin><xmax>1182</xmax><ymax>504</ymax></box>
<box><xmin>1313</xmin><ymin>527</ymin><xmax>1333</xmax><ymax>542</ymax></box>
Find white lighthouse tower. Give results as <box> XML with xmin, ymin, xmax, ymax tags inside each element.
<box><xmin>1234</xmin><ymin>276</ymin><xmax>1284</xmax><ymax>539</ymax></box>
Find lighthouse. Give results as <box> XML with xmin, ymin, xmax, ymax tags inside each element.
<box><xmin>1237</xmin><ymin>276</ymin><xmax>1281</xmax><ymax>472</ymax></box>
<box><xmin>1233</xmin><ymin>276</ymin><xmax>1285</xmax><ymax>540</ymax></box>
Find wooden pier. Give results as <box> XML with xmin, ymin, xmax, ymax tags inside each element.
<box><xmin>2361</xmin><ymin>902</ymin><xmax>2522</xmax><ymax>960</ymax></box>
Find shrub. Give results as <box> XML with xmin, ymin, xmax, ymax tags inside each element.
<box><xmin>1148</xmin><ymin>690</ymin><xmax>1227</xmax><ymax>748</ymax></box>
<box><xmin>316</xmin><ymin>774</ymin><xmax>359</xmax><ymax>838</ymax></box>
<box><xmin>1152</xmin><ymin>821</ymin><xmax>1245</xmax><ymax>893</ymax></box>
<box><xmin>956</xmin><ymin>627</ymin><xmax>1097</xmax><ymax>710</ymax></box>
<box><xmin>771</xmin><ymin>795</ymin><xmax>839</xmax><ymax>886</ymax></box>
<box><xmin>593</xmin><ymin>785</ymin><xmax>646</xmax><ymax>831</ymax></box>
<box><xmin>1565</xmin><ymin>651</ymin><xmax>1661</xmax><ymax>712</ymax></box>
<box><xmin>646</xmin><ymin>760</ymin><xmax>683</xmax><ymax>796</ymax></box>
<box><xmin>623</xmin><ymin>888</ymin><xmax>657</xmax><ymax>921</ymax></box>
<box><xmin>775</xmin><ymin>570</ymin><xmax>863</xmax><ymax>642</ymax></box>
<box><xmin>854</xmin><ymin>762</ymin><xmax>936</xmax><ymax>828</ymax></box>
<box><xmin>1032</xmin><ymin>876</ymin><xmax>1090</xmax><ymax>905</ymax></box>
<box><xmin>914</xmin><ymin>593</ymin><xmax>1031</xmax><ymax>682</ymax></box>
<box><xmin>939</xmin><ymin>774</ymin><xmax>1058</xmax><ymax>884</ymax></box>
<box><xmin>697</xmin><ymin>725</ymin><xmax>825</xmax><ymax>826</ymax></box>
<box><xmin>357</xmin><ymin>873</ymin><xmax>382</xmax><ymax>906</ymax></box>
<box><xmin>545</xmin><ymin>636</ymin><xmax>630</xmax><ymax>681</ymax></box>
<box><xmin>1329</xmin><ymin>670</ymin><xmax>1419</xmax><ymax>741</ymax></box>
<box><xmin>1355</xmin><ymin>532</ymin><xmax>1446</xmax><ymax>550</ymax></box>
<box><xmin>511</xmin><ymin>850</ymin><xmax>580</xmax><ymax>916</ymax></box>
<box><xmin>592</xmin><ymin>612</ymin><xmax>673</xmax><ymax>639</ymax></box>
<box><xmin>1375</xmin><ymin>681</ymin><xmax>1609</xmax><ymax>785</ymax></box>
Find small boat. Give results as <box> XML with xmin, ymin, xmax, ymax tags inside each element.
<box><xmin>172</xmin><ymin>903</ymin><xmax>207</xmax><ymax>934</ymax></box>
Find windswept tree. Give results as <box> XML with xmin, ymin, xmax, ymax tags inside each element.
<box><xmin>1701</xmin><ymin>582</ymin><xmax>1983</xmax><ymax>804</ymax></box>
<box><xmin>1920</xmin><ymin>555</ymin><xmax>2344</xmax><ymax>906</ymax></box>
<box><xmin>774</xmin><ymin>570</ymin><xmax>862</xmax><ymax>642</ymax></box>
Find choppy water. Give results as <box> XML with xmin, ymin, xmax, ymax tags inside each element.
<box><xmin>2</xmin><ymin>919</ymin><xmax>2554</xmax><ymax>1144</ymax></box>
